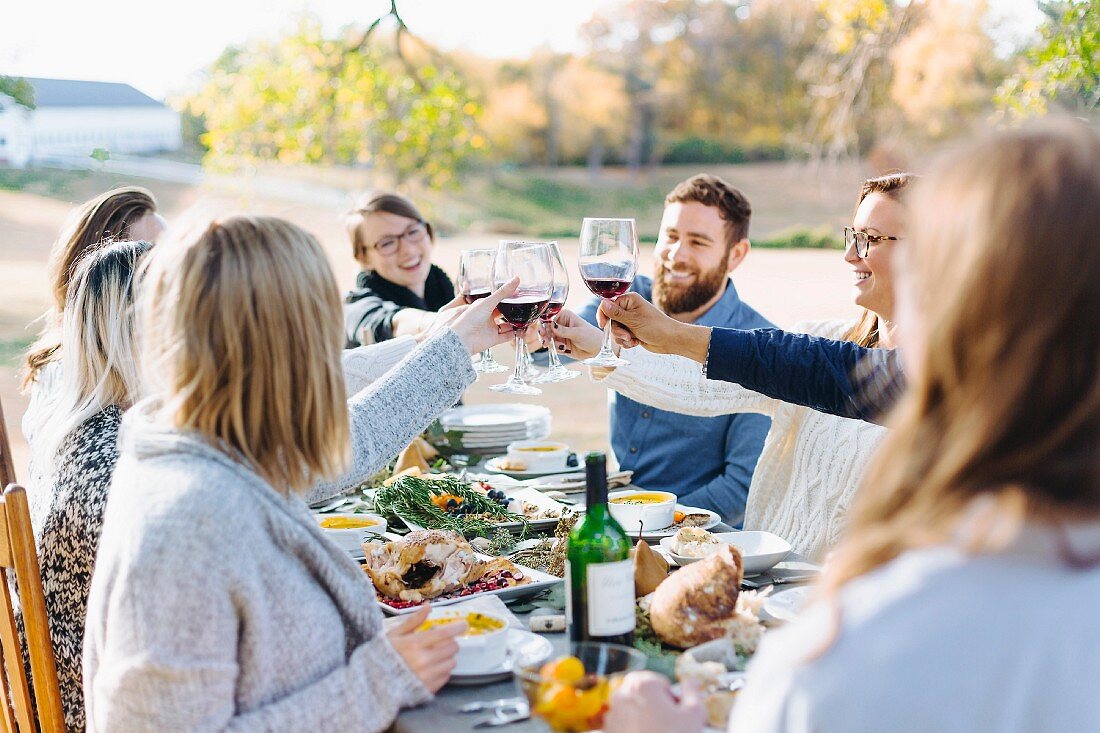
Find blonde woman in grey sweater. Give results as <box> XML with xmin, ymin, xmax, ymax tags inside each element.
<box><xmin>83</xmin><ymin>215</ymin><xmax>518</xmax><ymax>732</ymax></box>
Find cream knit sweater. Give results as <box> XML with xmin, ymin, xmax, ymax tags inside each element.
<box><xmin>597</xmin><ymin>320</ymin><xmax>888</xmax><ymax>561</ymax></box>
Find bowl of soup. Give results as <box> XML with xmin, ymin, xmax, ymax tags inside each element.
<box><xmin>314</xmin><ymin>513</ymin><xmax>387</xmax><ymax>554</ymax></box>
<box><xmin>418</xmin><ymin>609</ymin><xmax>510</xmax><ymax>673</ymax></box>
<box><xmin>607</xmin><ymin>490</ymin><xmax>677</xmax><ymax>532</ymax></box>
<box><xmin>505</xmin><ymin>440</ymin><xmax>570</xmax><ymax>473</ymax></box>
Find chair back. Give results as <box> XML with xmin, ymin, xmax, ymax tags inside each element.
<box><xmin>0</xmin><ymin>484</ymin><xmax>64</xmax><ymax>732</ymax></box>
<box><xmin>0</xmin><ymin>398</ymin><xmax>15</xmax><ymax>488</ymax></box>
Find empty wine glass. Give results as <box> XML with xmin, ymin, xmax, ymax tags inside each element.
<box><xmin>458</xmin><ymin>248</ymin><xmax>508</xmax><ymax>374</ymax></box>
<box><xmin>532</xmin><ymin>241</ymin><xmax>579</xmax><ymax>383</ymax></box>
<box><xmin>490</xmin><ymin>241</ymin><xmax>553</xmax><ymax>396</ymax></box>
<box><xmin>578</xmin><ymin>218</ymin><xmax>639</xmax><ymax>368</ymax></box>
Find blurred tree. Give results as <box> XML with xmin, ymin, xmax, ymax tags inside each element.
<box><xmin>995</xmin><ymin>0</ymin><xmax>1100</xmax><ymax>117</ymax></box>
<box><xmin>0</xmin><ymin>75</ymin><xmax>35</xmax><ymax>110</ymax></box>
<box><xmin>186</xmin><ymin>5</ymin><xmax>484</xmax><ymax>187</ymax></box>
<box><xmin>890</xmin><ymin>0</ymin><xmax>1002</xmax><ymax>139</ymax></box>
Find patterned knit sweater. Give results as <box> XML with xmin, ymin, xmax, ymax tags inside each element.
<box><xmin>24</xmin><ymin>405</ymin><xmax>121</xmax><ymax>732</ymax></box>
<box><xmin>598</xmin><ymin>320</ymin><xmax>888</xmax><ymax>561</ymax></box>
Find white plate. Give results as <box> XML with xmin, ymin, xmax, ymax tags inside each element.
<box><xmin>597</xmin><ymin>505</ymin><xmax>721</xmax><ymax>540</ymax></box>
<box><xmin>448</xmin><ymin>628</ymin><xmax>554</xmax><ymax>686</ymax></box>
<box><xmin>369</xmin><ymin>553</ymin><xmax>563</xmax><ymax>615</ymax></box>
<box><xmin>482</xmin><ymin>456</ymin><xmax>579</xmax><ymax>478</ymax></box>
<box><xmin>658</xmin><ymin>530</ymin><xmax>791</xmax><ymax>575</ymax></box>
<box><xmin>398</xmin><ymin>489</ymin><xmax>571</xmax><ymax>534</ymax></box>
<box><xmin>763</xmin><ymin>585</ymin><xmax>812</xmax><ymax>623</ymax></box>
<box><xmin>440</xmin><ymin>404</ymin><xmax>551</xmax><ymax>429</ymax></box>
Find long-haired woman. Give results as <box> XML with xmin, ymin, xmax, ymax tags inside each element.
<box><xmin>21</xmin><ymin>187</ymin><xmax>164</xmax><ymax>453</ymax></box>
<box><xmin>83</xmin><ymin>215</ymin><xmax>516</xmax><ymax>732</ymax></box>
<box><xmin>22</xmin><ymin>240</ymin><xmax>151</xmax><ymax>732</ymax></box>
<box><xmin>606</xmin><ymin>119</ymin><xmax>1100</xmax><ymax>733</ymax></box>
<box><xmin>553</xmin><ymin>174</ymin><xmax>913</xmax><ymax>560</ymax></box>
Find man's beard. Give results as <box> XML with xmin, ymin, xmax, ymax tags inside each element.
<box><xmin>653</xmin><ymin>259</ymin><xmax>729</xmax><ymax>316</ymax></box>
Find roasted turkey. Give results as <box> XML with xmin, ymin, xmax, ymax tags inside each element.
<box><xmin>363</xmin><ymin>529</ymin><xmax>483</xmax><ymax>601</ymax></box>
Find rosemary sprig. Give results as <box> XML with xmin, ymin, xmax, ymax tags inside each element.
<box><xmin>372</xmin><ymin>474</ymin><xmax>529</xmax><ymax>538</ymax></box>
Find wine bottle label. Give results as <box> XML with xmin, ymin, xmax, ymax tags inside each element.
<box><xmin>585</xmin><ymin>559</ymin><xmax>635</xmax><ymax>636</ymax></box>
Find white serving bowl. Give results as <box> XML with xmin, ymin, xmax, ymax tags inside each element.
<box><xmin>659</xmin><ymin>531</ymin><xmax>792</xmax><ymax>575</ymax></box>
<box><xmin>607</xmin><ymin>490</ymin><xmax>677</xmax><ymax>532</ymax></box>
<box><xmin>314</xmin><ymin>513</ymin><xmax>387</xmax><ymax>554</ymax></box>
<box><xmin>505</xmin><ymin>440</ymin><xmax>570</xmax><ymax>473</ymax></box>
<box><xmin>422</xmin><ymin>608</ymin><xmax>511</xmax><ymax>674</ymax></box>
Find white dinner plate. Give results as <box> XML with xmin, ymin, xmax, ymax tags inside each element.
<box><xmin>658</xmin><ymin>530</ymin><xmax>791</xmax><ymax>575</ymax></box>
<box><xmin>481</xmin><ymin>456</ymin><xmax>579</xmax><ymax>479</ymax></box>
<box><xmin>595</xmin><ymin>505</ymin><xmax>721</xmax><ymax>540</ymax></box>
<box><xmin>447</xmin><ymin>628</ymin><xmax>554</xmax><ymax>686</ymax></box>
<box><xmin>440</xmin><ymin>404</ymin><xmax>551</xmax><ymax>429</ymax></box>
<box><xmin>369</xmin><ymin>554</ymin><xmax>563</xmax><ymax>615</ymax></box>
<box><xmin>763</xmin><ymin>585</ymin><xmax>812</xmax><ymax>623</ymax></box>
<box><xmin>398</xmin><ymin>487</ymin><xmax>572</xmax><ymax>534</ymax></box>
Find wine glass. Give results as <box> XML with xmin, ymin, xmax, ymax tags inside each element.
<box><xmin>578</xmin><ymin>217</ymin><xmax>638</xmax><ymax>367</ymax></box>
<box><xmin>532</xmin><ymin>241</ymin><xmax>579</xmax><ymax>383</ymax></box>
<box><xmin>490</xmin><ymin>241</ymin><xmax>553</xmax><ymax>396</ymax></box>
<box><xmin>458</xmin><ymin>249</ymin><xmax>508</xmax><ymax>374</ymax></box>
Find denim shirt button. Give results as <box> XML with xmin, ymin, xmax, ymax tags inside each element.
<box><xmin>641</xmin><ymin>411</ymin><xmax>651</xmax><ymax>418</ymax></box>
<box><xmin>629</xmin><ymin>446</ymin><xmax>638</xmax><ymax>453</ymax></box>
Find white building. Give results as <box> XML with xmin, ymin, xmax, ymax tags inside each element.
<box><xmin>0</xmin><ymin>77</ymin><xmax>181</xmax><ymax>168</ymax></box>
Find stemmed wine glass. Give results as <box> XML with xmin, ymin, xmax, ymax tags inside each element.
<box><xmin>578</xmin><ymin>217</ymin><xmax>639</xmax><ymax>368</ymax></box>
<box><xmin>532</xmin><ymin>241</ymin><xmax>579</xmax><ymax>383</ymax></box>
<box><xmin>458</xmin><ymin>248</ymin><xmax>508</xmax><ymax>373</ymax></box>
<box><xmin>489</xmin><ymin>241</ymin><xmax>553</xmax><ymax>396</ymax></box>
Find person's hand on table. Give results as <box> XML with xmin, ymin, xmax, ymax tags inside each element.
<box><xmin>597</xmin><ymin>293</ymin><xmax>713</xmax><ymax>364</ymax></box>
<box><xmin>426</xmin><ymin>277</ymin><xmax>520</xmax><ymax>355</ymax></box>
<box><xmin>603</xmin><ymin>671</ymin><xmax>706</xmax><ymax>733</ymax></box>
<box><xmin>548</xmin><ymin>309</ymin><xmax>605</xmax><ymax>361</ymax></box>
<box><xmin>386</xmin><ymin>604</ymin><xmax>466</xmax><ymax>694</ymax></box>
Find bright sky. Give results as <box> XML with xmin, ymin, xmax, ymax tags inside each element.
<box><xmin>2</xmin><ymin>0</ymin><xmax>1044</xmax><ymax>101</ymax></box>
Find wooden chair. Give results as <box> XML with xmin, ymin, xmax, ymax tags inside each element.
<box><xmin>0</xmin><ymin>484</ymin><xmax>64</xmax><ymax>732</ymax></box>
<box><xmin>0</xmin><ymin>397</ymin><xmax>15</xmax><ymax>489</ymax></box>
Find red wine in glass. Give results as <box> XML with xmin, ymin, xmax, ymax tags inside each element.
<box><xmin>498</xmin><ymin>293</ymin><xmax>549</xmax><ymax>327</ymax></box>
<box><xmin>583</xmin><ymin>277</ymin><xmax>632</xmax><ymax>300</ymax></box>
<box><xmin>462</xmin><ymin>288</ymin><xmax>492</xmax><ymax>305</ymax></box>
<box><xmin>540</xmin><ymin>299</ymin><xmax>565</xmax><ymax>321</ymax></box>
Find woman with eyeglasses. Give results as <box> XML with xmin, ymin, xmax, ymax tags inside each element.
<box><xmin>552</xmin><ymin>174</ymin><xmax>911</xmax><ymax>561</ymax></box>
<box><xmin>343</xmin><ymin>193</ymin><xmax>456</xmax><ymax>347</ymax></box>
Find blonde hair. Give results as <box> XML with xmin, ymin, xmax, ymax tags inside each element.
<box><xmin>843</xmin><ymin>173</ymin><xmax>915</xmax><ymax>348</ymax></box>
<box><xmin>23</xmin><ymin>186</ymin><xmax>158</xmax><ymax>386</ymax></box>
<box><xmin>34</xmin><ymin>240</ymin><xmax>152</xmax><ymax>467</ymax></box>
<box><xmin>141</xmin><ymin>215</ymin><xmax>350</xmax><ymax>493</ymax></box>
<box><xmin>824</xmin><ymin>118</ymin><xmax>1100</xmax><ymax>595</ymax></box>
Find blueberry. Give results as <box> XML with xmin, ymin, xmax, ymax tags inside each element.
<box><xmin>445</xmin><ymin>498</ymin><xmax>458</xmax><ymax>510</ymax></box>
<box><xmin>566</xmin><ymin>453</ymin><xmax>579</xmax><ymax>467</ymax></box>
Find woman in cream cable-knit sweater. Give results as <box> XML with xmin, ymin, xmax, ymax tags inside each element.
<box><xmin>83</xmin><ymin>216</ymin><xmax>519</xmax><ymax>733</ymax></box>
<box><xmin>556</xmin><ymin>174</ymin><xmax>911</xmax><ymax>561</ymax></box>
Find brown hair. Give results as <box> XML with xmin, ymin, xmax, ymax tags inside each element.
<box><xmin>824</xmin><ymin>118</ymin><xmax>1100</xmax><ymax>596</ymax></box>
<box><xmin>22</xmin><ymin>186</ymin><xmax>158</xmax><ymax>386</ymax></box>
<box><xmin>664</xmin><ymin>174</ymin><xmax>751</xmax><ymax>250</ymax></box>
<box><xmin>141</xmin><ymin>215</ymin><xmax>350</xmax><ymax>493</ymax></box>
<box><xmin>843</xmin><ymin>173</ymin><xmax>915</xmax><ymax>348</ymax></box>
<box><xmin>344</xmin><ymin>192</ymin><xmax>435</xmax><ymax>261</ymax></box>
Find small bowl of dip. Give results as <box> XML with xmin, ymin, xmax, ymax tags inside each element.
<box><xmin>314</xmin><ymin>513</ymin><xmax>387</xmax><ymax>554</ymax></box>
<box><xmin>418</xmin><ymin>609</ymin><xmax>510</xmax><ymax>673</ymax></box>
<box><xmin>505</xmin><ymin>440</ymin><xmax>570</xmax><ymax>473</ymax></box>
<box><xmin>607</xmin><ymin>490</ymin><xmax>677</xmax><ymax>532</ymax></box>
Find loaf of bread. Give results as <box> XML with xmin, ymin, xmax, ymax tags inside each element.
<box><xmin>648</xmin><ymin>544</ymin><xmax>744</xmax><ymax>648</ymax></box>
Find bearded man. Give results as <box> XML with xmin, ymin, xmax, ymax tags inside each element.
<box><xmin>576</xmin><ymin>174</ymin><xmax>773</xmax><ymax>525</ymax></box>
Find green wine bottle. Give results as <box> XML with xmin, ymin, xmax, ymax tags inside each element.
<box><xmin>566</xmin><ymin>452</ymin><xmax>634</xmax><ymax>645</ymax></box>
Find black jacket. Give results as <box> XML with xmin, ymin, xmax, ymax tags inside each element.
<box><xmin>343</xmin><ymin>266</ymin><xmax>455</xmax><ymax>347</ymax></box>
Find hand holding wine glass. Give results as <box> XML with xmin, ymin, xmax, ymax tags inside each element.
<box><xmin>458</xmin><ymin>248</ymin><xmax>509</xmax><ymax>373</ymax></box>
<box><xmin>532</xmin><ymin>241</ymin><xmax>579</xmax><ymax>383</ymax></box>
<box><xmin>489</xmin><ymin>241</ymin><xmax>554</xmax><ymax>396</ymax></box>
<box><xmin>578</xmin><ymin>218</ymin><xmax>639</xmax><ymax>367</ymax></box>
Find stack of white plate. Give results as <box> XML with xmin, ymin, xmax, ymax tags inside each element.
<box><xmin>437</xmin><ymin>404</ymin><xmax>551</xmax><ymax>454</ymax></box>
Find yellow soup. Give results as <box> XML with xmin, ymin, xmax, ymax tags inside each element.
<box><xmin>320</xmin><ymin>517</ymin><xmax>378</xmax><ymax>529</ymax></box>
<box><xmin>516</xmin><ymin>446</ymin><xmax>562</xmax><ymax>452</ymax></box>
<box><xmin>418</xmin><ymin>612</ymin><xmax>506</xmax><ymax>636</ymax></box>
<box><xmin>611</xmin><ymin>493</ymin><xmax>672</xmax><ymax>505</ymax></box>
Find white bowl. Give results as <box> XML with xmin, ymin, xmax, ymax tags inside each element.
<box><xmin>607</xmin><ymin>490</ymin><xmax>677</xmax><ymax>532</ymax></box>
<box><xmin>314</xmin><ymin>513</ymin><xmax>387</xmax><ymax>554</ymax></box>
<box><xmin>505</xmin><ymin>440</ymin><xmax>570</xmax><ymax>473</ymax></box>
<box><xmin>423</xmin><ymin>608</ymin><xmax>510</xmax><ymax>674</ymax></box>
<box><xmin>659</xmin><ymin>531</ymin><xmax>791</xmax><ymax>575</ymax></box>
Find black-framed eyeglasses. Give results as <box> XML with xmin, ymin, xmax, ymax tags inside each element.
<box><xmin>374</xmin><ymin>222</ymin><xmax>428</xmax><ymax>256</ymax></box>
<box><xmin>844</xmin><ymin>227</ymin><xmax>901</xmax><ymax>258</ymax></box>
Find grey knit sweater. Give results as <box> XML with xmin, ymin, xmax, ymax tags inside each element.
<box><xmin>83</xmin><ymin>330</ymin><xmax>474</xmax><ymax>732</ymax></box>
